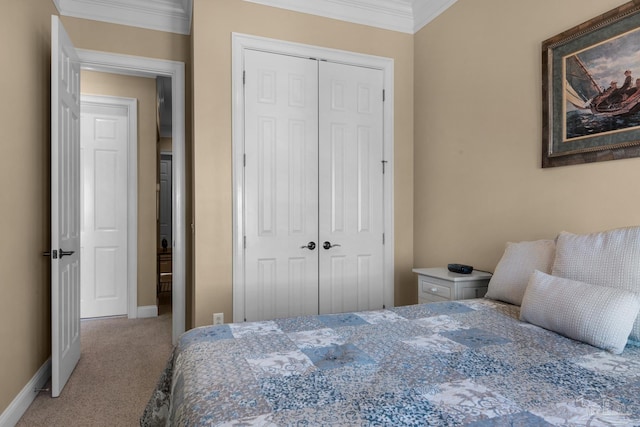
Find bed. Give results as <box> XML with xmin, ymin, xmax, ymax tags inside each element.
<box><xmin>141</xmin><ymin>227</ymin><xmax>640</xmax><ymax>426</ymax></box>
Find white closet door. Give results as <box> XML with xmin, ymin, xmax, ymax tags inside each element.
<box><xmin>243</xmin><ymin>50</ymin><xmax>319</xmax><ymax>321</ymax></box>
<box><xmin>318</xmin><ymin>62</ymin><xmax>385</xmax><ymax>314</ymax></box>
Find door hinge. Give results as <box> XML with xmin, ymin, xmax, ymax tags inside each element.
<box><xmin>382</xmin><ymin>160</ymin><xmax>387</xmax><ymax>174</ymax></box>
<box><xmin>243</xmin><ymin>235</ymin><xmax>246</xmax><ymax>249</ymax></box>
<box><xmin>382</xmin><ymin>89</ymin><xmax>385</xmax><ymax>102</ymax></box>
<box><xmin>382</xmin><ymin>233</ymin><xmax>385</xmax><ymax>245</ymax></box>
<box><xmin>243</xmin><ymin>70</ymin><xmax>246</xmax><ymax>85</ymax></box>
<box><xmin>243</xmin><ymin>154</ymin><xmax>246</xmax><ymax>167</ymax></box>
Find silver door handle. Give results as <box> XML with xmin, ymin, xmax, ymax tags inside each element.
<box><xmin>323</xmin><ymin>241</ymin><xmax>341</xmax><ymax>250</ymax></box>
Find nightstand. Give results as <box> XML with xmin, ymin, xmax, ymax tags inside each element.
<box><xmin>412</xmin><ymin>267</ymin><xmax>492</xmax><ymax>303</ymax></box>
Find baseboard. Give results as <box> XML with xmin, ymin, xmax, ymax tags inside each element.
<box><xmin>137</xmin><ymin>305</ymin><xmax>158</xmax><ymax>318</ymax></box>
<box><xmin>0</xmin><ymin>358</ymin><xmax>51</xmax><ymax>427</ymax></box>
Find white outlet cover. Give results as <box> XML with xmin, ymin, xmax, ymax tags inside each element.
<box><xmin>213</xmin><ymin>313</ymin><xmax>224</xmax><ymax>325</ymax></box>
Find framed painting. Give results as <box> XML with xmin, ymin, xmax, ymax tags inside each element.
<box><xmin>542</xmin><ymin>1</ymin><xmax>640</xmax><ymax>167</ymax></box>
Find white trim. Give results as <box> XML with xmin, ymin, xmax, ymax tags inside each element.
<box><xmin>0</xmin><ymin>359</ymin><xmax>51</xmax><ymax>427</ymax></box>
<box><xmin>137</xmin><ymin>305</ymin><xmax>159</xmax><ymax>318</ymax></box>
<box><xmin>231</xmin><ymin>33</ymin><xmax>395</xmax><ymax>322</ymax></box>
<box><xmin>244</xmin><ymin>0</ymin><xmax>413</xmax><ymax>33</ymax></box>
<box><xmin>51</xmin><ymin>0</ymin><xmax>456</xmax><ymax>35</ymax></box>
<box><xmin>53</xmin><ymin>0</ymin><xmax>192</xmax><ymax>35</ymax></box>
<box><xmin>80</xmin><ymin>94</ymin><xmax>138</xmax><ymax>320</ymax></box>
<box><xmin>242</xmin><ymin>0</ymin><xmax>457</xmax><ymax>34</ymax></box>
<box><xmin>412</xmin><ymin>0</ymin><xmax>458</xmax><ymax>33</ymax></box>
<box><xmin>77</xmin><ymin>49</ymin><xmax>186</xmax><ymax>345</ymax></box>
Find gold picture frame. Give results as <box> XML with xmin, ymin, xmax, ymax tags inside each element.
<box><xmin>542</xmin><ymin>1</ymin><xmax>640</xmax><ymax>167</ymax></box>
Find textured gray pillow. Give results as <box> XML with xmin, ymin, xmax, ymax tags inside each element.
<box><xmin>521</xmin><ymin>270</ymin><xmax>640</xmax><ymax>354</ymax></box>
<box><xmin>485</xmin><ymin>239</ymin><xmax>556</xmax><ymax>306</ymax></box>
<box><xmin>552</xmin><ymin>226</ymin><xmax>640</xmax><ymax>341</ymax></box>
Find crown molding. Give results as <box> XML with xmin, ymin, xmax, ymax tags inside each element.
<box><xmin>412</xmin><ymin>0</ymin><xmax>457</xmax><ymax>32</ymax></box>
<box><xmin>242</xmin><ymin>0</ymin><xmax>456</xmax><ymax>34</ymax></box>
<box><xmin>244</xmin><ymin>0</ymin><xmax>412</xmax><ymax>33</ymax></box>
<box><xmin>52</xmin><ymin>0</ymin><xmax>192</xmax><ymax>35</ymax></box>
<box><xmin>50</xmin><ymin>0</ymin><xmax>453</xmax><ymax>36</ymax></box>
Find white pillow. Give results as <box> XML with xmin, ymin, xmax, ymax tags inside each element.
<box><xmin>521</xmin><ymin>270</ymin><xmax>640</xmax><ymax>354</ymax></box>
<box><xmin>552</xmin><ymin>226</ymin><xmax>640</xmax><ymax>341</ymax></box>
<box><xmin>485</xmin><ymin>239</ymin><xmax>556</xmax><ymax>306</ymax></box>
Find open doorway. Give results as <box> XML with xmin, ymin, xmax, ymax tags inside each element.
<box><xmin>80</xmin><ymin>69</ymin><xmax>170</xmax><ymax>321</ymax></box>
<box><xmin>157</xmin><ymin>151</ymin><xmax>172</xmax><ymax>315</ymax></box>
<box><xmin>49</xmin><ymin>18</ymin><xmax>185</xmax><ymax>401</ymax></box>
<box><xmin>157</xmin><ymin>75</ymin><xmax>173</xmax><ymax>316</ymax></box>
<box><xmin>78</xmin><ymin>49</ymin><xmax>186</xmax><ymax>344</ymax></box>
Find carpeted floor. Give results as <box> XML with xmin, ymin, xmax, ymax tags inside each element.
<box><xmin>17</xmin><ymin>299</ymin><xmax>173</xmax><ymax>427</ymax></box>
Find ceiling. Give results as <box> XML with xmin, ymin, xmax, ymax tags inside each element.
<box><xmin>52</xmin><ymin>0</ymin><xmax>457</xmax><ymax>35</ymax></box>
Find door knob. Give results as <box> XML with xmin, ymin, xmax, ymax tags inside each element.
<box><xmin>300</xmin><ymin>242</ymin><xmax>316</xmax><ymax>250</ymax></box>
<box><xmin>323</xmin><ymin>241</ymin><xmax>341</xmax><ymax>250</ymax></box>
<box><xmin>59</xmin><ymin>249</ymin><xmax>75</xmax><ymax>258</ymax></box>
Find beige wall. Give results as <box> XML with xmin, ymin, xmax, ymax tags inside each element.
<box><xmin>413</xmin><ymin>0</ymin><xmax>638</xmax><ymax>274</ymax></box>
<box><xmin>158</xmin><ymin>137</ymin><xmax>173</xmax><ymax>154</ymax></box>
<box><xmin>81</xmin><ymin>71</ymin><xmax>158</xmax><ymax>307</ymax></box>
<box><xmin>0</xmin><ymin>0</ymin><xmax>58</xmax><ymax>414</ymax></box>
<box><xmin>0</xmin><ymin>5</ymin><xmax>192</xmax><ymax>415</ymax></box>
<box><xmin>60</xmin><ymin>16</ymin><xmax>191</xmax><ymax>63</ymax></box>
<box><xmin>192</xmin><ymin>0</ymin><xmax>415</xmax><ymax>326</ymax></box>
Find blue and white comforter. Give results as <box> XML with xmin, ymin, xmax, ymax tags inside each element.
<box><xmin>141</xmin><ymin>299</ymin><xmax>640</xmax><ymax>426</ymax></box>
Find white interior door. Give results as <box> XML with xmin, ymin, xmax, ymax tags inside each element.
<box><xmin>318</xmin><ymin>62</ymin><xmax>385</xmax><ymax>314</ymax></box>
<box><xmin>243</xmin><ymin>50</ymin><xmax>319</xmax><ymax>321</ymax></box>
<box><xmin>51</xmin><ymin>15</ymin><xmax>81</xmax><ymax>398</ymax></box>
<box><xmin>80</xmin><ymin>99</ymin><xmax>129</xmax><ymax>318</ymax></box>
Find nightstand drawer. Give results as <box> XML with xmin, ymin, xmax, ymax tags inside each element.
<box><xmin>413</xmin><ymin>267</ymin><xmax>493</xmax><ymax>304</ymax></box>
<box><xmin>420</xmin><ymin>279</ymin><xmax>452</xmax><ymax>299</ymax></box>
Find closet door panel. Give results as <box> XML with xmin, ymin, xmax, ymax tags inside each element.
<box><xmin>244</xmin><ymin>50</ymin><xmax>319</xmax><ymax>321</ymax></box>
<box><xmin>318</xmin><ymin>62</ymin><xmax>385</xmax><ymax>314</ymax></box>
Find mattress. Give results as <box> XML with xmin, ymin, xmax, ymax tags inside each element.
<box><xmin>141</xmin><ymin>299</ymin><xmax>640</xmax><ymax>426</ymax></box>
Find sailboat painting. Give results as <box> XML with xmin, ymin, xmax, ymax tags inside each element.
<box><xmin>564</xmin><ymin>28</ymin><xmax>640</xmax><ymax>140</ymax></box>
<box><xmin>543</xmin><ymin>1</ymin><xmax>640</xmax><ymax>167</ymax></box>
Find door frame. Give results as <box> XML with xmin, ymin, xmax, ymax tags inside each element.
<box><xmin>231</xmin><ymin>33</ymin><xmax>395</xmax><ymax>322</ymax></box>
<box><xmin>77</xmin><ymin>49</ymin><xmax>186</xmax><ymax>344</ymax></box>
<box><xmin>80</xmin><ymin>94</ymin><xmax>137</xmax><ymax>319</ymax></box>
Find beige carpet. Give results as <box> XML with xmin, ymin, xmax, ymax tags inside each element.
<box><xmin>17</xmin><ymin>302</ymin><xmax>173</xmax><ymax>427</ymax></box>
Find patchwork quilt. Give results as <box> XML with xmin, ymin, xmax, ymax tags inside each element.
<box><xmin>141</xmin><ymin>299</ymin><xmax>640</xmax><ymax>426</ymax></box>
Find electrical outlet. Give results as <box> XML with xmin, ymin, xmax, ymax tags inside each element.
<box><xmin>213</xmin><ymin>313</ymin><xmax>224</xmax><ymax>325</ymax></box>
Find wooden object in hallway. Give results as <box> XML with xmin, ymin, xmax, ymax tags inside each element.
<box><xmin>157</xmin><ymin>249</ymin><xmax>172</xmax><ymax>295</ymax></box>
